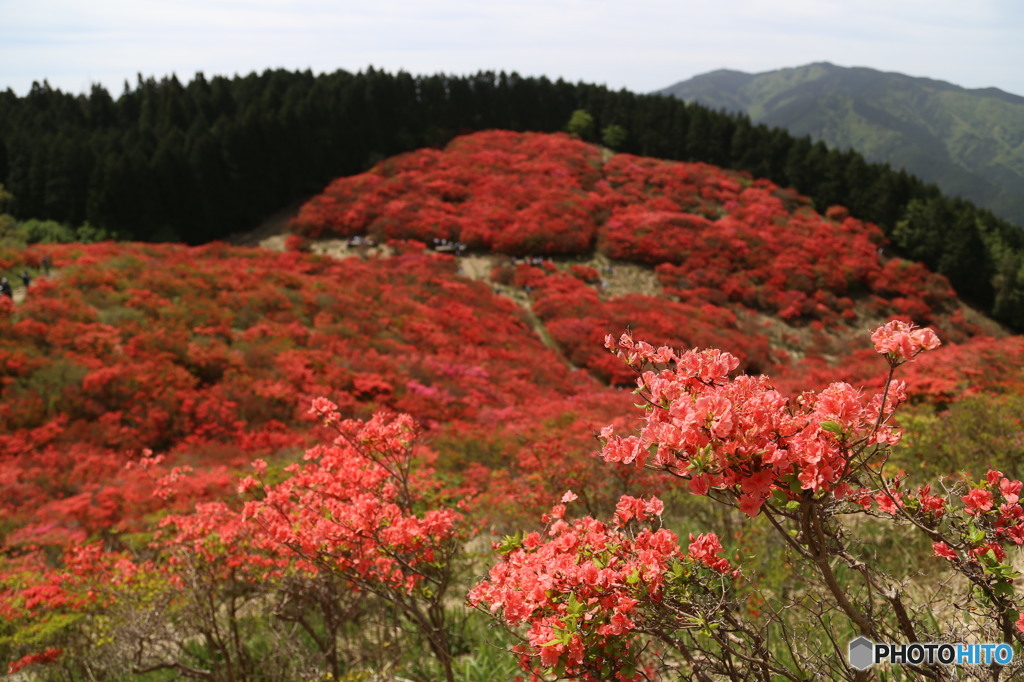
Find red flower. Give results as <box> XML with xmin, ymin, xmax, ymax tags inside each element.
<box><xmin>932</xmin><ymin>542</ymin><xmax>957</xmax><ymax>561</ymax></box>
<box><xmin>687</xmin><ymin>533</ymin><xmax>731</xmax><ymax>573</ymax></box>
<box><xmin>1000</xmin><ymin>478</ymin><xmax>1022</xmax><ymax>505</ymax></box>
<box><xmin>870</xmin><ymin>320</ymin><xmax>940</xmax><ymax>364</ymax></box>
<box><xmin>688</xmin><ymin>474</ymin><xmax>711</xmax><ymax>496</ymax></box>
<box><xmin>962</xmin><ymin>488</ymin><xmax>994</xmax><ymax>515</ymax></box>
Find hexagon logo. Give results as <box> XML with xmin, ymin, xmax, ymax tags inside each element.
<box><xmin>849</xmin><ymin>637</ymin><xmax>875</xmax><ymax>671</ymax></box>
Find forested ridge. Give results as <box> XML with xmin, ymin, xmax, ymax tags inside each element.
<box><xmin>1</xmin><ymin>67</ymin><xmax>1023</xmax><ymax>328</ymax></box>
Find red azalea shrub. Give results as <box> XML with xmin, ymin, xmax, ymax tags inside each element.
<box><xmin>526</xmin><ymin>271</ymin><xmax>776</xmax><ymax>383</ymax></box>
<box><xmin>0</xmin><ymin>240</ymin><xmax>611</xmax><ymax>562</ymax></box>
<box><xmin>237</xmin><ymin>405</ymin><xmax>472</xmax><ymax>680</ymax></box>
<box><xmin>568</xmin><ymin>263</ymin><xmax>601</xmax><ymax>283</ymax></box>
<box><xmin>292</xmin><ymin>131</ymin><xmax>607</xmax><ymax>255</ymax></box>
<box><xmin>599</xmin><ymin>208</ymin><xmax>715</xmax><ymax>265</ymax></box>
<box><xmin>241</xmin><ymin>407</ymin><xmax>467</xmax><ymax>596</ymax></box>
<box><xmin>470</xmin><ymin>492</ymin><xmax>736</xmax><ymax>681</ymax></box>
<box><xmin>474</xmin><ymin>321</ymin><xmax>1024</xmax><ymax>679</ymax></box>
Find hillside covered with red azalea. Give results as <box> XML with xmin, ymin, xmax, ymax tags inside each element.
<box><xmin>2</xmin><ymin>131</ymin><xmax>1023</xmax><ymax>679</ymax></box>
<box><xmin>292</xmin><ymin>130</ymin><xmax>1020</xmax><ymax>393</ymax></box>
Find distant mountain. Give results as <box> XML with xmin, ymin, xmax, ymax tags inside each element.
<box><xmin>658</xmin><ymin>62</ymin><xmax>1024</xmax><ymax>228</ymax></box>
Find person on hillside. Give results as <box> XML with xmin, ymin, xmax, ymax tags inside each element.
<box><xmin>20</xmin><ymin>271</ymin><xmax>31</xmax><ymax>288</ymax></box>
<box><xmin>1</xmin><ymin>277</ymin><xmax>12</xmax><ymax>299</ymax></box>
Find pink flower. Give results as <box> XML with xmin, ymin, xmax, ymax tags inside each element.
<box><xmin>875</xmin><ymin>491</ymin><xmax>902</xmax><ymax>515</ymax></box>
<box><xmin>915</xmin><ymin>485</ymin><xmax>946</xmax><ymax>517</ymax></box>
<box><xmin>738</xmin><ymin>493</ymin><xmax>764</xmax><ymax>518</ymax></box>
<box><xmin>962</xmin><ymin>488</ymin><xmax>994</xmax><ymax>515</ymax></box>
<box><xmin>546</xmin><ymin>504</ymin><xmax>567</xmax><ymax>521</ymax></box>
<box><xmin>739</xmin><ymin>469</ymin><xmax>775</xmax><ymax>500</ymax></box>
<box><xmin>933</xmin><ymin>541</ymin><xmax>957</xmax><ymax>561</ymax></box>
<box><xmin>970</xmin><ymin>542</ymin><xmax>1006</xmax><ymax>562</ymax></box>
<box><xmin>870</xmin><ymin>320</ymin><xmax>940</xmax><ymax>363</ymax></box>
<box><xmin>688</xmin><ymin>474</ymin><xmax>711</xmax><ymax>496</ymax></box>
<box><xmin>600</xmin><ymin>435</ymin><xmax>648</xmax><ymax>467</ymax></box>
<box><xmin>614</xmin><ymin>495</ymin><xmax>664</xmax><ymax>525</ymax></box>
<box><xmin>688</xmin><ymin>533</ymin><xmax>731</xmax><ymax>573</ymax></box>
<box><xmin>1003</xmin><ymin>524</ymin><xmax>1024</xmax><ymax>546</ymax></box>
<box><xmin>309</xmin><ymin>396</ymin><xmax>340</xmax><ymax>424</ymax></box>
<box><xmin>237</xmin><ymin>476</ymin><xmax>260</xmax><ymax>494</ymax></box>
<box><xmin>645</xmin><ymin>497</ymin><xmax>665</xmax><ymax>518</ymax></box>
<box><xmin>1000</xmin><ymin>478</ymin><xmax>1022</xmax><ymax>505</ymax></box>
<box><xmin>539</xmin><ymin>639</ymin><xmax>563</xmax><ymax>667</ymax></box>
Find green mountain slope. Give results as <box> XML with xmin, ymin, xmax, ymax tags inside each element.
<box><xmin>658</xmin><ymin>62</ymin><xmax>1024</xmax><ymax>228</ymax></box>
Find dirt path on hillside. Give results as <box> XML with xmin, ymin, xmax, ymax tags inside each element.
<box><xmin>458</xmin><ymin>254</ymin><xmax>494</xmax><ymax>281</ymax></box>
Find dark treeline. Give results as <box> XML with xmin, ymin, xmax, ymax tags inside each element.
<box><xmin>1</xmin><ymin>67</ymin><xmax>1022</xmax><ymax>328</ymax></box>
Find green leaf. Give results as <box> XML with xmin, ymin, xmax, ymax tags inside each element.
<box><xmin>992</xmin><ymin>581</ymin><xmax>1015</xmax><ymax>597</ymax></box>
<box><xmin>820</xmin><ymin>420</ymin><xmax>844</xmax><ymax>435</ymax></box>
<box><xmin>497</xmin><ymin>531</ymin><xmax>524</xmax><ymax>555</ymax></box>
<box><xmin>967</xmin><ymin>523</ymin><xmax>986</xmax><ymax>545</ymax></box>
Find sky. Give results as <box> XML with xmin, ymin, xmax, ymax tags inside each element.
<box><xmin>2</xmin><ymin>0</ymin><xmax>1023</xmax><ymax>99</ymax></box>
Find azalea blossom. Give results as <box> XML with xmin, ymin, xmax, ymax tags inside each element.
<box><xmin>962</xmin><ymin>488</ymin><xmax>995</xmax><ymax>515</ymax></box>
<box><xmin>933</xmin><ymin>541</ymin><xmax>957</xmax><ymax>561</ymax></box>
<box><xmin>870</xmin><ymin>320</ymin><xmax>940</xmax><ymax>364</ymax></box>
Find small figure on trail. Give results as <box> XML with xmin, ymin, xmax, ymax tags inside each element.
<box><xmin>41</xmin><ymin>255</ymin><xmax>52</xmax><ymax>275</ymax></box>
<box><xmin>1</xmin><ymin>277</ymin><xmax>12</xmax><ymax>299</ymax></box>
<box><xmin>20</xmin><ymin>271</ymin><xmax>31</xmax><ymax>288</ymax></box>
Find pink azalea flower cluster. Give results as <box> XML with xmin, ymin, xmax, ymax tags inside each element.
<box><xmin>868</xmin><ymin>468</ymin><xmax>1024</xmax><ymax>634</ymax></box>
<box><xmin>687</xmin><ymin>532</ymin><xmax>731</xmax><ymax>573</ymax></box>
<box><xmin>870</xmin><ymin>319</ymin><xmax>941</xmax><ymax>365</ymax></box>
<box><xmin>600</xmin><ymin>323</ymin><xmax>931</xmax><ymax>517</ymax></box>
<box><xmin>921</xmin><ymin>470</ymin><xmax>1024</xmax><ymax>571</ymax></box>
<box><xmin>241</xmin><ymin>410</ymin><xmax>462</xmax><ymax>593</ymax></box>
<box><xmin>469</xmin><ymin>495</ymin><xmax>733</xmax><ymax>680</ymax></box>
